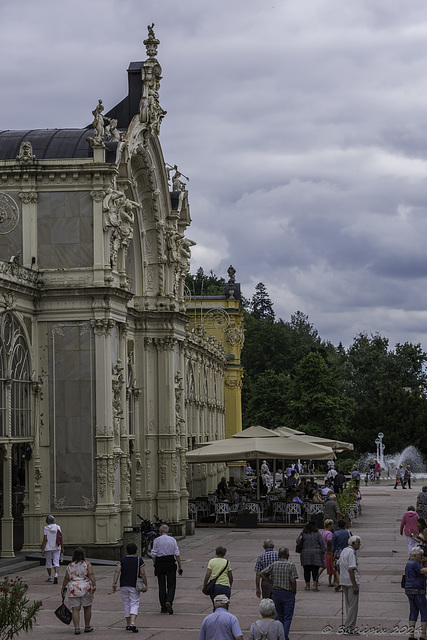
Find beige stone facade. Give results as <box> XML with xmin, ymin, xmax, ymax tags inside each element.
<box><xmin>0</xmin><ymin>29</ymin><xmax>226</xmax><ymax>558</ymax></box>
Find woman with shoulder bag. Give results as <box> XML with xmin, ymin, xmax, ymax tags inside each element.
<box><xmin>202</xmin><ymin>546</ymin><xmax>233</xmax><ymax>606</ymax></box>
<box><xmin>112</xmin><ymin>542</ymin><xmax>148</xmax><ymax>633</ymax></box>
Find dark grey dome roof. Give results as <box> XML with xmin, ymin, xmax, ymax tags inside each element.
<box><xmin>0</xmin><ymin>128</ymin><xmax>118</xmax><ymax>162</ymax></box>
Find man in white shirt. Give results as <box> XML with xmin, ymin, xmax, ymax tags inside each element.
<box><xmin>151</xmin><ymin>524</ymin><xmax>183</xmax><ymax>614</ymax></box>
<box><xmin>338</xmin><ymin>536</ymin><xmax>361</xmax><ymax>635</ymax></box>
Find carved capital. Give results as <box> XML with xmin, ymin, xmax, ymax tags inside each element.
<box><xmin>90</xmin><ymin>190</ymin><xmax>106</xmax><ymax>203</ymax></box>
<box><xmin>19</xmin><ymin>191</ymin><xmax>37</xmax><ymax>204</ymax></box>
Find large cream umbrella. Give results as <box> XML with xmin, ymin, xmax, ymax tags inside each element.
<box><xmin>186</xmin><ymin>426</ymin><xmax>335</xmax><ymax>499</ymax></box>
<box><xmin>275</xmin><ymin>427</ymin><xmax>354</xmax><ymax>452</ymax></box>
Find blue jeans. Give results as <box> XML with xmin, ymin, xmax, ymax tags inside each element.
<box><xmin>272</xmin><ymin>589</ymin><xmax>295</xmax><ymax>640</ymax></box>
<box><xmin>407</xmin><ymin>593</ymin><xmax>427</xmax><ymax>622</ymax></box>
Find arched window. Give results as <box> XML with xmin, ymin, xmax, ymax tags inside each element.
<box><xmin>0</xmin><ymin>312</ymin><xmax>32</xmax><ymax>438</ymax></box>
<box><xmin>128</xmin><ymin>361</ymin><xmax>135</xmax><ymax>436</ymax></box>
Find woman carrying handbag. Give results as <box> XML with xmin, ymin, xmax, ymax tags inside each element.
<box><xmin>112</xmin><ymin>542</ymin><xmax>148</xmax><ymax>633</ymax></box>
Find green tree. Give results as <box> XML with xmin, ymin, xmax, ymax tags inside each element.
<box><xmin>243</xmin><ymin>369</ymin><xmax>291</xmax><ymax>429</ymax></box>
<box><xmin>251</xmin><ymin>283</ymin><xmax>275</xmax><ymax>320</ymax></box>
<box><xmin>185</xmin><ymin>267</ymin><xmax>226</xmax><ymax>296</ymax></box>
<box><xmin>286</xmin><ymin>351</ymin><xmax>353</xmax><ymax>440</ymax></box>
<box><xmin>342</xmin><ymin>333</ymin><xmax>427</xmax><ymax>454</ymax></box>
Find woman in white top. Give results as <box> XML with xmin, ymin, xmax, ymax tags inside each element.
<box><xmin>41</xmin><ymin>515</ymin><xmax>63</xmax><ymax>584</ymax></box>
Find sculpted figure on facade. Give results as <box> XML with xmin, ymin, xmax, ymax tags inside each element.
<box><xmin>104</xmin><ymin>117</ymin><xmax>121</xmax><ymax>141</ymax></box>
<box><xmin>166</xmin><ymin>164</ymin><xmax>189</xmax><ymax>191</ymax></box>
<box><xmin>103</xmin><ymin>189</ymin><xmax>138</xmax><ymax>270</ymax></box>
<box><xmin>16</xmin><ymin>140</ymin><xmax>36</xmax><ymax>164</ymax></box>
<box><xmin>139</xmin><ymin>24</ymin><xmax>167</xmax><ymax>138</ymax></box>
<box><xmin>91</xmin><ymin>99</ymin><xmax>105</xmax><ymax>144</ymax></box>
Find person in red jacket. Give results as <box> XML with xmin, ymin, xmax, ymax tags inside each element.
<box><xmin>401</xmin><ymin>506</ymin><xmax>420</xmax><ymax>553</ymax></box>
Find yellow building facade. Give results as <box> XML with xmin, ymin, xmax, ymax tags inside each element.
<box><xmin>185</xmin><ymin>269</ymin><xmax>245</xmax><ymax>493</ymax></box>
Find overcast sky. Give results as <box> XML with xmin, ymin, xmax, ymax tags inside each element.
<box><xmin>2</xmin><ymin>0</ymin><xmax>427</xmax><ymax>349</ymax></box>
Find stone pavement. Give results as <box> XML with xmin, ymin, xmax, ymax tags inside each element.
<box><xmin>6</xmin><ymin>482</ymin><xmax>423</xmax><ymax>639</ymax></box>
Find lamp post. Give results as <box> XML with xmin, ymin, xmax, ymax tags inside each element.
<box><xmin>375</xmin><ymin>438</ymin><xmax>380</xmax><ymax>462</ymax></box>
<box><xmin>377</xmin><ymin>432</ymin><xmax>385</xmax><ymax>467</ymax></box>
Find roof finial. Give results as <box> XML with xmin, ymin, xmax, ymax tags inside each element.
<box><xmin>144</xmin><ymin>23</ymin><xmax>160</xmax><ymax>59</ymax></box>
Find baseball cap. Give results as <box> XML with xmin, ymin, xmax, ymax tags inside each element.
<box><xmin>214</xmin><ymin>594</ymin><xmax>230</xmax><ymax>605</ymax></box>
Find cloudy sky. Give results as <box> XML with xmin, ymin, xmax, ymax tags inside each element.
<box><xmin>2</xmin><ymin>0</ymin><xmax>427</xmax><ymax>348</ymax></box>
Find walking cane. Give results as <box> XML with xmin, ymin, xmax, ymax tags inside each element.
<box><xmin>341</xmin><ymin>586</ymin><xmax>345</xmax><ymax>631</ymax></box>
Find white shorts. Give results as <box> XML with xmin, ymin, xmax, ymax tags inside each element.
<box><xmin>68</xmin><ymin>594</ymin><xmax>94</xmax><ymax>608</ymax></box>
<box><xmin>120</xmin><ymin>586</ymin><xmax>140</xmax><ymax>617</ymax></box>
<box><xmin>45</xmin><ymin>549</ymin><xmax>60</xmax><ymax>569</ymax></box>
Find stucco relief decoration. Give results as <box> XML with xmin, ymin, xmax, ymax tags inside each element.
<box><xmin>203</xmin><ymin>308</ymin><xmax>230</xmax><ymax>331</ymax></box>
<box><xmin>19</xmin><ymin>192</ymin><xmax>37</xmax><ymax>204</ymax></box>
<box><xmin>225</xmin><ymin>326</ymin><xmax>244</xmax><ymax>347</ymax></box>
<box><xmin>97</xmin><ymin>458</ymin><xmax>107</xmax><ymax>497</ymax></box>
<box><xmin>3</xmin><ymin>292</ymin><xmax>16</xmax><ymax>310</ymax></box>
<box><xmin>54</xmin><ymin>497</ymin><xmax>67</xmax><ymax>509</ymax></box>
<box><xmin>103</xmin><ymin>189</ymin><xmax>139</xmax><ymax>270</ymax></box>
<box><xmin>159</xmin><ymin>460</ymin><xmax>168</xmax><ymax>486</ymax></box>
<box><xmin>112</xmin><ymin>360</ymin><xmax>124</xmax><ymax>435</ymax></box>
<box><xmin>16</xmin><ymin>140</ymin><xmax>36</xmax><ymax>164</ymax></box>
<box><xmin>0</xmin><ymin>193</ymin><xmax>19</xmax><ymax>235</ymax></box>
<box><xmin>139</xmin><ymin>24</ymin><xmax>167</xmax><ymax>139</ymax></box>
<box><xmin>175</xmin><ymin>370</ymin><xmax>185</xmax><ymax>434</ymax></box>
<box><xmin>82</xmin><ymin>495</ymin><xmax>95</xmax><ymax>509</ymax></box>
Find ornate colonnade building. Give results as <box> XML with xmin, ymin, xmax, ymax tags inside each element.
<box><xmin>0</xmin><ymin>27</ymin><xmax>238</xmax><ymax>558</ymax></box>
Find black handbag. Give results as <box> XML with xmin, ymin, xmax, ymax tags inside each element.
<box><xmin>202</xmin><ymin>561</ymin><xmax>228</xmax><ymax>596</ymax></box>
<box><xmin>401</xmin><ymin>574</ymin><xmax>406</xmax><ymax>588</ymax></box>
<box><xmin>296</xmin><ymin>533</ymin><xmax>303</xmax><ymax>554</ymax></box>
<box><xmin>54</xmin><ymin>597</ymin><xmax>72</xmax><ymax>625</ymax></box>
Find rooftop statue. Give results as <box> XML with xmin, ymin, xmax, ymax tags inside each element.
<box><xmin>144</xmin><ymin>23</ymin><xmax>160</xmax><ymax>59</ymax></box>
<box><xmin>166</xmin><ymin>164</ymin><xmax>189</xmax><ymax>191</ymax></box>
<box><xmin>91</xmin><ymin>99</ymin><xmax>105</xmax><ymax>144</ymax></box>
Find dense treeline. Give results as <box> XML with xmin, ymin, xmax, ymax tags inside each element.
<box><xmin>187</xmin><ymin>270</ymin><xmax>427</xmax><ymax>456</ymax></box>
<box><xmin>243</xmin><ymin>283</ymin><xmax>427</xmax><ymax>456</ymax></box>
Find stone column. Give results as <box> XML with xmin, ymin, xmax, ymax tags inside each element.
<box><xmin>91</xmin><ymin>190</ymin><xmax>107</xmax><ymax>285</ymax></box>
<box><xmin>118</xmin><ymin>324</ymin><xmax>132</xmax><ymax>529</ymax></box>
<box><xmin>19</xmin><ymin>191</ymin><xmax>38</xmax><ymax>269</ymax></box>
<box><xmin>1</xmin><ymin>442</ymin><xmax>14</xmax><ymax>557</ymax></box>
<box><xmin>92</xmin><ymin>319</ymin><xmax>117</xmax><ymax>545</ymax></box>
<box><xmin>156</xmin><ymin>338</ymin><xmax>180</xmax><ymax>525</ymax></box>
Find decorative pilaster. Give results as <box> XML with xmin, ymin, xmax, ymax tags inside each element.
<box><xmin>0</xmin><ymin>443</ymin><xmax>14</xmax><ymax>557</ymax></box>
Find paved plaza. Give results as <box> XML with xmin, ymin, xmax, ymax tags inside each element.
<box><xmin>7</xmin><ymin>481</ymin><xmax>423</xmax><ymax>639</ymax></box>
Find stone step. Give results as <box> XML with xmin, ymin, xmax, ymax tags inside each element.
<box><xmin>0</xmin><ymin>560</ymin><xmax>40</xmax><ymax>578</ymax></box>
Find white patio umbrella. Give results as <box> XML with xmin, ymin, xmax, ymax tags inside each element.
<box><xmin>186</xmin><ymin>426</ymin><xmax>335</xmax><ymax>499</ymax></box>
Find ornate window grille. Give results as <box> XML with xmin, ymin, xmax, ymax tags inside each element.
<box><xmin>0</xmin><ymin>312</ymin><xmax>32</xmax><ymax>438</ymax></box>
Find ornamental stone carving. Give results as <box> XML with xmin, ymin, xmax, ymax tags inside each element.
<box><xmin>19</xmin><ymin>191</ymin><xmax>37</xmax><ymax>204</ymax></box>
<box><xmin>139</xmin><ymin>24</ymin><xmax>167</xmax><ymax>139</ymax></box>
<box><xmin>0</xmin><ymin>193</ymin><xmax>19</xmax><ymax>234</ymax></box>
<box><xmin>16</xmin><ymin>140</ymin><xmax>36</xmax><ymax>164</ymax></box>
<box><xmin>103</xmin><ymin>188</ymin><xmax>139</xmax><ymax>270</ymax></box>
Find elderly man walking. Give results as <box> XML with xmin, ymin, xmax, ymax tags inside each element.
<box><xmin>257</xmin><ymin>547</ymin><xmax>298</xmax><ymax>640</ymax></box>
<box><xmin>197</xmin><ymin>594</ymin><xmax>243</xmax><ymax>640</ymax></box>
<box><xmin>151</xmin><ymin>524</ymin><xmax>183</xmax><ymax>614</ymax></box>
<box><xmin>254</xmin><ymin>539</ymin><xmax>279</xmax><ymax>599</ymax></box>
<box><xmin>338</xmin><ymin>535</ymin><xmax>361</xmax><ymax>635</ymax></box>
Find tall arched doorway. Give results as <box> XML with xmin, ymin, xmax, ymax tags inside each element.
<box><xmin>0</xmin><ymin>311</ymin><xmax>32</xmax><ymax>556</ymax></box>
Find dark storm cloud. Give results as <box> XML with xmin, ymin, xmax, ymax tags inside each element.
<box><xmin>2</xmin><ymin>0</ymin><xmax>427</xmax><ymax>347</ymax></box>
